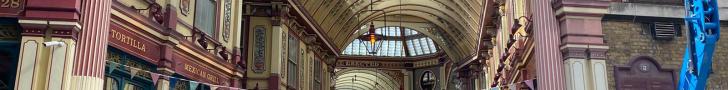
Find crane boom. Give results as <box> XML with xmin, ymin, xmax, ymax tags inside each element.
<box><xmin>679</xmin><ymin>0</ymin><xmax>721</xmax><ymax>89</ymax></box>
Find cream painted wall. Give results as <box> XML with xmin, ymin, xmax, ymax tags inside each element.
<box><xmin>170</xmin><ymin>0</ymin><xmax>197</xmax><ymax>30</ymax></box>
<box><xmin>47</xmin><ymin>38</ymin><xmax>76</xmax><ymax>90</ymax></box>
<box><xmin>246</xmin><ymin>16</ymin><xmax>272</xmax><ymax>89</ymax></box>
<box><xmin>14</xmin><ymin>36</ymin><xmax>78</xmax><ymax>90</ymax></box>
<box><xmin>173</xmin><ymin>0</ymin><xmax>195</xmax><ymax>40</ymax></box>
<box><xmin>15</xmin><ymin>37</ymin><xmax>42</xmax><ymax>90</ymax></box>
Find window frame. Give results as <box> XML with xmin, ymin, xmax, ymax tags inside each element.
<box><xmin>193</xmin><ymin>0</ymin><xmax>220</xmax><ymax>39</ymax></box>
<box><xmin>287</xmin><ymin>34</ymin><xmax>300</xmax><ymax>88</ymax></box>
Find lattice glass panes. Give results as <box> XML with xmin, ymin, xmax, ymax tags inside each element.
<box><xmin>343</xmin><ymin>26</ymin><xmax>437</xmax><ymax>57</ymax></box>
<box><xmin>427</xmin><ymin>38</ymin><xmax>438</xmax><ymax>53</ymax></box>
<box><xmin>407</xmin><ymin>40</ymin><xmax>416</xmax><ymax>56</ymax></box>
<box><xmin>421</xmin><ymin>38</ymin><xmax>432</xmax><ymax>54</ymax></box>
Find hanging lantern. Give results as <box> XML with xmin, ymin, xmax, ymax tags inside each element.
<box><xmin>357</xmin><ymin>24</ymin><xmax>384</xmax><ymax>55</ymax></box>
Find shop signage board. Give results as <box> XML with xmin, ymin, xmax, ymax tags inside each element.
<box><xmin>108</xmin><ymin>23</ymin><xmax>161</xmax><ymax>63</ymax></box>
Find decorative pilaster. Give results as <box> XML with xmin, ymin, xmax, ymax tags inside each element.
<box><xmin>561</xmin><ymin>45</ymin><xmax>589</xmax><ymax>90</ymax></box>
<box><xmin>155</xmin><ymin>68</ymin><xmax>175</xmax><ymax>90</ymax></box>
<box><xmin>15</xmin><ymin>20</ymin><xmax>80</xmax><ymax>90</ymax></box>
<box><xmin>15</xmin><ymin>0</ymin><xmax>81</xmax><ymax>90</ymax></box>
<box><xmin>531</xmin><ymin>0</ymin><xmax>566</xmax><ymax>90</ymax></box>
<box><xmin>552</xmin><ymin>0</ymin><xmax>610</xmax><ymax>90</ymax></box>
<box><xmin>71</xmin><ymin>0</ymin><xmax>111</xmax><ymax>90</ymax></box>
<box><xmin>587</xmin><ymin>45</ymin><xmax>609</xmax><ymax>90</ymax></box>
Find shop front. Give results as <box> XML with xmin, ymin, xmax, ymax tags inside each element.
<box><xmin>104</xmin><ymin>20</ymin><xmax>163</xmax><ymax>90</ymax></box>
<box><xmin>173</xmin><ymin>51</ymin><xmax>233</xmax><ymax>90</ymax></box>
<box><xmin>105</xmin><ymin>47</ymin><xmax>157</xmax><ymax>90</ymax></box>
<box><xmin>0</xmin><ymin>18</ymin><xmax>19</xmax><ymax>90</ymax></box>
<box><xmin>105</xmin><ymin>10</ymin><xmax>240</xmax><ymax>89</ymax></box>
<box><xmin>0</xmin><ymin>0</ymin><xmax>25</xmax><ymax>89</ymax></box>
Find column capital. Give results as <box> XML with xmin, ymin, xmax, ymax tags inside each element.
<box><xmin>243</xmin><ymin>1</ymin><xmax>289</xmax><ymax>26</ymax></box>
<box><xmin>553</xmin><ymin>0</ymin><xmax>610</xmax><ymax>19</ymax></box>
<box><xmin>561</xmin><ymin>44</ymin><xmax>589</xmax><ymax>59</ymax></box>
<box><xmin>156</xmin><ymin>67</ymin><xmax>176</xmax><ymax>76</ymax></box>
<box><xmin>18</xmin><ymin>19</ymin><xmax>81</xmax><ymax>40</ymax></box>
<box><xmin>587</xmin><ymin>45</ymin><xmax>609</xmax><ymax>60</ymax></box>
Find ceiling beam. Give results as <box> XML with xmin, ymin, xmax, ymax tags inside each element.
<box><xmin>289</xmin><ymin>0</ymin><xmax>341</xmax><ymax>56</ymax></box>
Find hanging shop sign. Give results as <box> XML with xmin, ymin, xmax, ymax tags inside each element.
<box><xmin>0</xmin><ymin>0</ymin><xmax>23</xmax><ymax>17</ymax></box>
<box><xmin>108</xmin><ymin>23</ymin><xmax>161</xmax><ymax>63</ymax></box>
<box><xmin>174</xmin><ymin>54</ymin><xmax>230</xmax><ymax>85</ymax></box>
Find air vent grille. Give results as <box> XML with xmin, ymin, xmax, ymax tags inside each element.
<box><xmin>650</xmin><ymin>22</ymin><xmax>679</xmax><ymax>40</ymax></box>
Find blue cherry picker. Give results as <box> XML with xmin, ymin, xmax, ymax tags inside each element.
<box><xmin>679</xmin><ymin>0</ymin><xmax>721</xmax><ymax>89</ymax></box>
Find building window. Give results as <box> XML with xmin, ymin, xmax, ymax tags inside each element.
<box><xmin>173</xmin><ymin>80</ymin><xmax>189</xmax><ymax>90</ymax></box>
<box><xmin>287</xmin><ymin>35</ymin><xmax>299</xmax><ymax>88</ymax></box>
<box><xmin>195</xmin><ymin>0</ymin><xmax>217</xmax><ymax>36</ymax></box>
<box><xmin>313</xmin><ymin>59</ymin><xmax>322</xmax><ymax>90</ymax></box>
<box><xmin>123</xmin><ymin>83</ymin><xmax>142</xmax><ymax>90</ymax></box>
<box><xmin>104</xmin><ymin>77</ymin><xmax>118</xmax><ymax>90</ymax></box>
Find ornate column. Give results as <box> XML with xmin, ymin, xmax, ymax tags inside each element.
<box><xmin>530</xmin><ymin>0</ymin><xmax>566</xmax><ymax>89</ymax></box>
<box><xmin>553</xmin><ymin>0</ymin><xmax>609</xmax><ymax>90</ymax></box>
<box><xmin>15</xmin><ymin>0</ymin><xmax>81</xmax><ymax>90</ymax></box>
<box><xmin>70</xmin><ymin>0</ymin><xmax>111</xmax><ymax>90</ymax></box>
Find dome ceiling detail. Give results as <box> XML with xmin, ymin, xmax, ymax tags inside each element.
<box><xmin>293</xmin><ymin>0</ymin><xmax>486</xmax><ymax>60</ymax></box>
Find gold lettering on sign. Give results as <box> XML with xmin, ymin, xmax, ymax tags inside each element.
<box><xmin>110</xmin><ymin>30</ymin><xmax>147</xmax><ymax>52</ymax></box>
<box><xmin>184</xmin><ymin>64</ymin><xmax>219</xmax><ymax>83</ymax></box>
<box><xmin>0</xmin><ymin>0</ymin><xmax>20</xmax><ymax>8</ymax></box>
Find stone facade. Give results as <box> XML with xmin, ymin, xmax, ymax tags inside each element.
<box><xmin>603</xmin><ymin>19</ymin><xmax>728</xmax><ymax>89</ymax></box>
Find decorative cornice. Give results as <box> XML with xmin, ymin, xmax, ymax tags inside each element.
<box><xmin>553</xmin><ymin>0</ymin><xmax>610</xmax><ymax>19</ymax></box>
<box><xmin>19</xmin><ymin>20</ymin><xmax>81</xmax><ymax>40</ymax></box>
<box><xmin>336</xmin><ymin>51</ymin><xmax>446</xmax><ymax>61</ymax></box>
<box><xmin>270</xmin><ymin>2</ymin><xmax>288</xmax><ymax>26</ymax></box>
<box><xmin>587</xmin><ymin>45</ymin><xmax>609</xmax><ymax>60</ymax></box>
<box><xmin>560</xmin><ymin>44</ymin><xmax>588</xmax><ymax>59</ymax></box>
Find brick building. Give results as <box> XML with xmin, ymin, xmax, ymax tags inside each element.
<box><xmin>603</xmin><ymin>2</ymin><xmax>728</xmax><ymax>88</ymax></box>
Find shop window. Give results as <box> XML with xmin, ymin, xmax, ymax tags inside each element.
<box><xmin>194</xmin><ymin>0</ymin><xmax>217</xmax><ymax>36</ymax></box>
<box><xmin>124</xmin><ymin>83</ymin><xmax>143</xmax><ymax>90</ymax></box>
<box><xmin>105</xmin><ymin>77</ymin><xmax>119</xmax><ymax>90</ymax></box>
<box><xmin>106</xmin><ymin>47</ymin><xmax>156</xmax><ymax>90</ymax></box>
<box><xmin>287</xmin><ymin>35</ymin><xmax>299</xmax><ymax>88</ymax></box>
<box><xmin>173</xmin><ymin>81</ymin><xmax>189</xmax><ymax>90</ymax></box>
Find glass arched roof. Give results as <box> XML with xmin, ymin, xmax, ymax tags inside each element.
<box><xmin>343</xmin><ymin>26</ymin><xmax>438</xmax><ymax>57</ymax></box>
